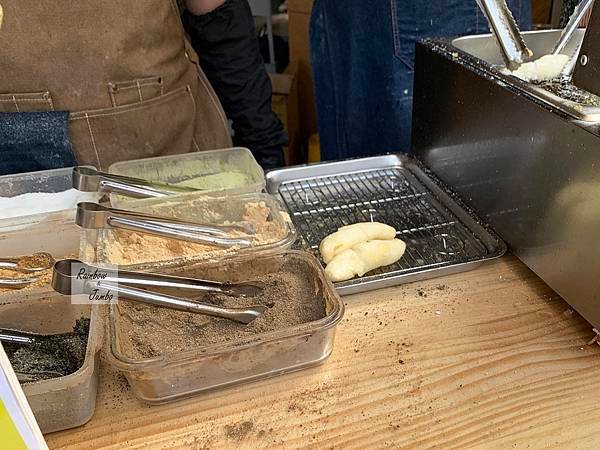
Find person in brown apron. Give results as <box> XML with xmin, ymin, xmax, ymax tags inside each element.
<box><xmin>0</xmin><ymin>0</ymin><xmax>232</xmax><ymax>172</ymax></box>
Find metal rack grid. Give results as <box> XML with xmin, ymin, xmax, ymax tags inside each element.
<box><xmin>277</xmin><ymin>166</ymin><xmax>494</xmax><ymax>289</ymax></box>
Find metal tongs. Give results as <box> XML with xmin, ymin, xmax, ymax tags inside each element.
<box><xmin>76</xmin><ymin>202</ymin><xmax>253</xmax><ymax>247</ymax></box>
<box><xmin>553</xmin><ymin>0</ymin><xmax>594</xmax><ymax>55</ymax></box>
<box><xmin>555</xmin><ymin>0</ymin><xmax>596</xmax><ymax>80</ymax></box>
<box><xmin>0</xmin><ymin>328</ymin><xmax>38</xmax><ymax>345</ymax></box>
<box><xmin>0</xmin><ymin>252</ymin><xmax>55</xmax><ymax>288</ymax></box>
<box><xmin>476</xmin><ymin>0</ymin><xmax>533</xmax><ymax>70</ymax></box>
<box><xmin>477</xmin><ymin>0</ymin><xmax>595</xmax><ymax>78</ymax></box>
<box><xmin>72</xmin><ymin>166</ymin><xmax>200</xmax><ymax>199</ymax></box>
<box><xmin>52</xmin><ymin>259</ymin><xmax>268</xmax><ymax>324</ymax></box>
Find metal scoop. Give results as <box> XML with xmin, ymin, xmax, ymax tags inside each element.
<box><xmin>76</xmin><ymin>202</ymin><xmax>253</xmax><ymax>248</ymax></box>
<box><xmin>52</xmin><ymin>259</ymin><xmax>268</xmax><ymax>324</ymax></box>
<box><xmin>0</xmin><ymin>252</ymin><xmax>55</xmax><ymax>273</ymax></box>
<box><xmin>0</xmin><ymin>252</ymin><xmax>55</xmax><ymax>288</ymax></box>
<box><xmin>476</xmin><ymin>0</ymin><xmax>532</xmax><ymax>70</ymax></box>
<box><xmin>0</xmin><ymin>275</ymin><xmax>41</xmax><ymax>289</ymax></box>
<box><xmin>552</xmin><ymin>0</ymin><xmax>594</xmax><ymax>56</ymax></box>
<box><xmin>72</xmin><ymin>166</ymin><xmax>201</xmax><ymax>199</ymax></box>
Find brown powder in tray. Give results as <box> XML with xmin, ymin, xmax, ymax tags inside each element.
<box><xmin>116</xmin><ymin>262</ymin><xmax>326</xmax><ymax>360</ymax></box>
<box><xmin>104</xmin><ymin>202</ymin><xmax>288</xmax><ymax>266</ymax></box>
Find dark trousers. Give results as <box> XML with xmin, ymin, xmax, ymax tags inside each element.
<box><xmin>310</xmin><ymin>0</ymin><xmax>532</xmax><ymax>161</ymax></box>
<box><xmin>183</xmin><ymin>0</ymin><xmax>287</xmax><ymax>169</ymax></box>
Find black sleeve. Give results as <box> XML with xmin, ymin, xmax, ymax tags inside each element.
<box><xmin>183</xmin><ymin>0</ymin><xmax>287</xmax><ymax>169</ymax></box>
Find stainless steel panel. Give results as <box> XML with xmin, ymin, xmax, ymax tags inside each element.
<box><xmin>573</xmin><ymin>2</ymin><xmax>600</xmax><ymax>96</ymax></box>
<box><xmin>412</xmin><ymin>39</ymin><xmax>600</xmax><ymax>328</ymax></box>
<box><xmin>266</xmin><ymin>156</ymin><xmax>506</xmax><ymax>295</ymax></box>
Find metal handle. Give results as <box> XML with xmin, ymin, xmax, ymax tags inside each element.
<box><xmin>76</xmin><ymin>202</ymin><xmax>253</xmax><ymax>248</ymax></box>
<box><xmin>141</xmin><ymin>219</ymin><xmax>253</xmax><ymax>237</ymax></box>
<box><xmin>561</xmin><ymin>39</ymin><xmax>585</xmax><ymax>79</ymax></box>
<box><xmin>107</xmin><ymin>216</ymin><xmax>252</xmax><ymax>247</ymax></box>
<box><xmin>0</xmin><ymin>329</ymin><xmax>37</xmax><ymax>345</ymax></box>
<box><xmin>52</xmin><ymin>260</ymin><xmax>268</xmax><ymax>324</ymax></box>
<box><xmin>95</xmin><ymin>280</ymin><xmax>267</xmax><ymax>324</ymax></box>
<box><xmin>0</xmin><ymin>276</ymin><xmax>39</xmax><ymax>288</ymax></box>
<box><xmin>73</xmin><ymin>166</ymin><xmax>200</xmax><ymax>198</ymax></box>
<box><xmin>476</xmin><ymin>0</ymin><xmax>532</xmax><ymax>70</ymax></box>
<box><xmin>552</xmin><ymin>0</ymin><xmax>595</xmax><ymax>55</ymax></box>
<box><xmin>0</xmin><ymin>258</ymin><xmax>20</xmax><ymax>268</ymax></box>
<box><xmin>0</xmin><ymin>252</ymin><xmax>55</xmax><ymax>273</ymax></box>
<box><xmin>53</xmin><ymin>259</ymin><xmax>264</xmax><ymax>299</ymax></box>
<box><xmin>112</xmin><ymin>269</ymin><xmax>265</xmax><ymax>297</ymax></box>
<box><xmin>98</xmin><ymin>178</ymin><xmax>171</xmax><ymax>199</ymax></box>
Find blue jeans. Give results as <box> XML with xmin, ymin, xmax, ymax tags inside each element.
<box><xmin>310</xmin><ymin>0</ymin><xmax>532</xmax><ymax>160</ymax></box>
<box><xmin>0</xmin><ymin>112</ymin><xmax>77</xmax><ymax>175</ymax></box>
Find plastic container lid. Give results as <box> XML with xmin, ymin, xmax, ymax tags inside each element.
<box><xmin>108</xmin><ymin>147</ymin><xmax>266</xmax><ymax>209</ymax></box>
<box><xmin>0</xmin><ymin>219</ymin><xmax>80</xmax><ymax>260</ymax></box>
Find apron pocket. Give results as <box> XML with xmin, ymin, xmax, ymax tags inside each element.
<box><xmin>69</xmin><ymin>86</ymin><xmax>197</xmax><ymax>169</ymax></box>
<box><xmin>0</xmin><ymin>91</ymin><xmax>54</xmax><ymax>113</ymax></box>
<box><xmin>108</xmin><ymin>76</ymin><xmax>164</xmax><ymax>107</ymax></box>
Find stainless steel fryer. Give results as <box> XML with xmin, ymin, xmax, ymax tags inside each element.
<box><xmin>266</xmin><ymin>155</ymin><xmax>506</xmax><ymax>295</ymax></box>
<box><xmin>412</xmin><ymin>28</ymin><xmax>600</xmax><ymax>328</ymax></box>
<box><xmin>451</xmin><ymin>29</ymin><xmax>600</xmax><ymax>121</ymax></box>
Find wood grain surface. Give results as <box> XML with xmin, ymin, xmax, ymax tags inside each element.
<box><xmin>46</xmin><ymin>256</ymin><xmax>600</xmax><ymax>449</ymax></box>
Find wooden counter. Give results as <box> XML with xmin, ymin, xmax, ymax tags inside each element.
<box><xmin>46</xmin><ymin>256</ymin><xmax>600</xmax><ymax>449</ymax></box>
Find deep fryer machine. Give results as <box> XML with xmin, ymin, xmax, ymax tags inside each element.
<box><xmin>412</xmin><ymin>12</ymin><xmax>600</xmax><ymax>327</ymax></box>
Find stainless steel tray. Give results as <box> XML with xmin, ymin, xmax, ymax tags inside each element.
<box><xmin>266</xmin><ymin>155</ymin><xmax>507</xmax><ymax>295</ymax></box>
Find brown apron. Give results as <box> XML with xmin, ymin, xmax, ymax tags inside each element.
<box><xmin>0</xmin><ymin>0</ymin><xmax>232</xmax><ymax>169</ymax></box>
